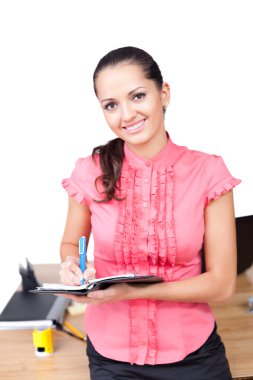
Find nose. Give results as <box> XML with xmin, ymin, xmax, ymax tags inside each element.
<box><xmin>120</xmin><ymin>102</ymin><xmax>136</xmax><ymax>122</ymax></box>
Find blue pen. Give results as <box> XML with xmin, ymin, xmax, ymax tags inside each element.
<box><xmin>79</xmin><ymin>236</ymin><xmax>86</xmax><ymax>285</ymax></box>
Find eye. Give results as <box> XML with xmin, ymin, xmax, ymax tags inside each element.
<box><xmin>133</xmin><ymin>92</ymin><xmax>146</xmax><ymax>100</ymax></box>
<box><xmin>104</xmin><ymin>102</ymin><xmax>117</xmax><ymax>111</ymax></box>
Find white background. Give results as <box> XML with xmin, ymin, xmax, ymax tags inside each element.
<box><xmin>0</xmin><ymin>0</ymin><xmax>252</xmax><ymax>312</ymax></box>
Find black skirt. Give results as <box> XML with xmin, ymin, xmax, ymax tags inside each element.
<box><xmin>86</xmin><ymin>324</ymin><xmax>232</xmax><ymax>380</ymax></box>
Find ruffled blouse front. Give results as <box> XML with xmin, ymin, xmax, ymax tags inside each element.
<box><xmin>62</xmin><ymin>134</ymin><xmax>241</xmax><ymax>365</ymax></box>
<box><xmin>114</xmin><ymin>160</ymin><xmax>176</xmax><ymax>280</ymax></box>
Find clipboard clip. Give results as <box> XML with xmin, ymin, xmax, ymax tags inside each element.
<box><xmin>19</xmin><ymin>258</ymin><xmax>41</xmax><ymax>293</ymax></box>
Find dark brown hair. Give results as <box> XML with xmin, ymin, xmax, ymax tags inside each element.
<box><xmin>92</xmin><ymin>46</ymin><xmax>164</xmax><ymax>203</ymax></box>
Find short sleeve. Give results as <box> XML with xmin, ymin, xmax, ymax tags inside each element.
<box><xmin>62</xmin><ymin>157</ymin><xmax>92</xmax><ymax>206</ymax></box>
<box><xmin>204</xmin><ymin>155</ymin><xmax>241</xmax><ymax>208</ymax></box>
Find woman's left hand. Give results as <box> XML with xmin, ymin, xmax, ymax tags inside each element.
<box><xmin>55</xmin><ymin>283</ymin><xmax>135</xmax><ymax>305</ymax></box>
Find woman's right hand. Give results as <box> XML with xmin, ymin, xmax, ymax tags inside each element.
<box><xmin>59</xmin><ymin>256</ymin><xmax>96</xmax><ymax>286</ymax></box>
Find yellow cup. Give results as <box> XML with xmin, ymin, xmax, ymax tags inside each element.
<box><xmin>33</xmin><ymin>327</ymin><xmax>53</xmax><ymax>356</ymax></box>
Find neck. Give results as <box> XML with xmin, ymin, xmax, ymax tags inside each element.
<box><xmin>125</xmin><ymin>129</ymin><xmax>168</xmax><ymax>160</ymax></box>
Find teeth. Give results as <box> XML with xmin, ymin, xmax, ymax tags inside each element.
<box><xmin>125</xmin><ymin>120</ymin><xmax>144</xmax><ymax>131</ymax></box>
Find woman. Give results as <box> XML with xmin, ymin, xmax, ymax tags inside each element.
<box><xmin>60</xmin><ymin>46</ymin><xmax>241</xmax><ymax>379</ymax></box>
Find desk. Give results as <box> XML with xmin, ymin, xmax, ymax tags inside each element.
<box><xmin>211</xmin><ymin>274</ymin><xmax>253</xmax><ymax>380</ymax></box>
<box><xmin>0</xmin><ymin>264</ymin><xmax>89</xmax><ymax>380</ymax></box>
<box><xmin>0</xmin><ymin>265</ymin><xmax>252</xmax><ymax>380</ymax></box>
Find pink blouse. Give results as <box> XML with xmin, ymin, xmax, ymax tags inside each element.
<box><xmin>62</xmin><ymin>134</ymin><xmax>241</xmax><ymax>365</ymax></box>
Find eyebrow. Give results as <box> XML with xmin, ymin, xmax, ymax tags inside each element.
<box><xmin>101</xmin><ymin>86</ymin><xmax>147</xmax><ymax>104</ymax></box>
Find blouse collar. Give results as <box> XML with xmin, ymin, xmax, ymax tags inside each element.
<box><xmin>123</xmin><ymin>131</ymin><xmax>181</xmax><ymax>169</ymax></box>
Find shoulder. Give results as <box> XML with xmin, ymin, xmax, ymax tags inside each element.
<box><xmin>171</xmin><ymin>141</ymin><xmax>235</xmax><ymax>185</ymax></box>
<box><xmin>170</xmin><ymin>139</ymin><xmax>241</xmax><ymax>206</ymax></box>
<box><xmin>72</xmin><ymin>154</ymin><xmax>101</xmax><ymax>177</ymax></box>
<box><xmin>75</xmin><ymin>153</ymin><xmax>100</xmax><ymax>169</ymax></box>
<box><xmin>62</xmin><ymin>153</ymin><xmax>101</xmax><ymax>190</ymax></box>
<box><xmin>172</xmin><ymin>140</ymin><xmax>219</xmax><ymax>170</ymax></box>
<box><xmin>62</xmin><ymin>153</ymin><xmax>102</xmax><ymax>205</ymax></box>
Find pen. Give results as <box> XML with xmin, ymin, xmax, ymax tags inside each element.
<box><xmin>63</xmin><ymin>321</ymin><xmax>85</xmax><ymax>340</ymax></box>
<box><xmin>79</xmin><ymin>236</ymin><xmax>86</xmax><ymax>285</ymax></box>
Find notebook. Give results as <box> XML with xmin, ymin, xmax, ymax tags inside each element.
<box><xmin>30</xmin><ymin>274</ymin><xmax>163</xmax><ymax>296</ymax></box>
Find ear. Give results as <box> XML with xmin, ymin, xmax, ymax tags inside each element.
<box><xmin>160</xmin><ymin>82</ymin><xmax>170</xmax><ymax>107</ymax></box>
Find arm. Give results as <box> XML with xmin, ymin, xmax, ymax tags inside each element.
<box><xmin>59</xmin><ymin>196</ymin><xmax>94</xmax><ymax>285</ymax></box>
<box><xmin>86</xmin><ymin>190</ymin><xmax>237</xmax><ymax>304</ymax></box>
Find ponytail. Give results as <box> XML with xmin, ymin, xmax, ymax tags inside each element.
<box><xmin>92</xmin><ymin>138</ymin><xmax>125</xmax><ymax>203</ymax></box>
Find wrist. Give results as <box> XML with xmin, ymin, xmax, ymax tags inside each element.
<box><xmin>127</xmin><ymin>284</ymin><xmax>147</xmax><ymax>300</ymax></box>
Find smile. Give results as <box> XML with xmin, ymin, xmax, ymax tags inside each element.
<box><xmin>123</xmin><ymin>119</ymin><xmax>146</xmax><ymax>133</ymax></box>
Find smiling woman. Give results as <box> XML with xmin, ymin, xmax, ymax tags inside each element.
<box><xmin>94</xmin><ymin>52</ymin><xmax>169</xmax><ymax>155</ymax></box>
<box><xmin>59</xmin><ymin>46</ymin><xmax>241</xmax><ymax>380</ymax></box>
<box><xmin>96</xmin><ymin>64</ymin><xmax>169</xmax><ymax>153</ymax></box>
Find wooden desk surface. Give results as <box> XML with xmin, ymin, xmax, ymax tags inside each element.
<box><xmin>211</xmin><ymin>274</ymin><xmax>253</xmax><ymax>380</ymax></box>
<box><xmin>0</xmin><ymin>264</ymin><xmax>89</xmax><ymax>380</ymax></box>
<box><xmin>0</xmin><ymin>265</ymin><xmax>252</xmax><ymax>380</ymax></box>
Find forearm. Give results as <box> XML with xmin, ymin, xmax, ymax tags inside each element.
<box><xmin>130</xmin><ymin>271</ymin><xmax>236</xmax><ymax>304</ymax></box>
<box><xmin>60</xmin><ymin>196</ymin><xmax>92</xmax><ymax>263</ymax></box>
<box><xmin>60</xmin><ymin>242</ymin><xmax>79</xmax><ymax>262</ymax></box>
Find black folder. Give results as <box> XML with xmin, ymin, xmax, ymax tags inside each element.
<box><xmin>30</xmin><ymin>274</ymin><xmax>163</xmax><ymax>296</ymax></box>
<box><xmin>0</xmin><ymin>260</ymin><xmax>69</xmax><ymax>330</ymax></box>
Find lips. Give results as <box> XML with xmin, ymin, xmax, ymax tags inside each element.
<box><xmin>123</xmin><ymin>119</ymin><xmax>146</xmax><ymax>133</ymax></box>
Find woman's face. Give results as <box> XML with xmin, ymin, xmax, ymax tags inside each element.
<box><xmin>95</xmin><ymin>63</ymin><xmax>170</xmax><ymax>154</ymax></box>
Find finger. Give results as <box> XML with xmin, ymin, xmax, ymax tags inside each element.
<box><xmin>61</xmin><ymin>257</ymin><xmax>81</xmax><ymax>277</ymax></box>
<box><xmin>84</xmin><ymin>267</ymin><xmax>96</xmax><ymax>282</ymax></box>
<box><xmin>59</xmin><ymin>262</ymin><xmax>83</xmax><ymax>285</ymax></box>
<box><xmin>54</xmin><ymin>293</ymin><xmax>76</xmax><ymax>300</ymax></box>
<box><xmin>58</xmin><ymin>292</ymin><xmax>109</xmax><ymax>305</ymax></box>
<box><xmin>87</xmin><ymin>290</ymin><xmax>106</xmax><ymax>299</ymax></box>
<box><xmin>68</xmin><ymin>263</ymin><xmax>84</xmax><ymax>282</ymax></box>
<box><xmin>62</xmin><ymin>261</ymin><xmax>83</xmax><ymax>283</ymax></box>
<box><xmin>59</xmin><ymin>269</ymin><xmax>81</xmax><ymax>286</ymax></box>
<box><xmin>65</xmin><ymin>255</ymin><xmax>79</xmax><ymax>265</ymax></box>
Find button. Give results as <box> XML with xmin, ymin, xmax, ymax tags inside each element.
<box><xmin>144</xmin><ymin>178</ymin><xmax>149</xmax><ymax>183</ymax></box>
<box><xmin>145</xmin><ymin>162</ymin><xmax>151</xmax><ymax>167</ymax></box>
<box><xmin>143</xmin><ymin>202</ymin><xmax>148</xmax><ymax>208</ymax></box>
<box><xmin>143</xmin><ymin>227</ymin><xmax>147</xmax><ymax>232</ymax></box>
